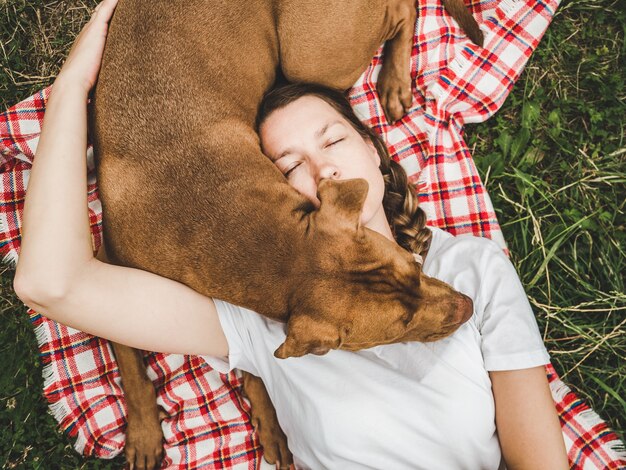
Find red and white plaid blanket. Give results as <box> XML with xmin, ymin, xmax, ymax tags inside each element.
<box><xmin>1</xmin><ymin>0</ymin><xmax>625</xmax><ymax>468</ymax></box>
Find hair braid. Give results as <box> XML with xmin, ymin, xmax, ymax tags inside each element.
<box><xmin>379</xmin><ymin>157</ymin><xmax>431</xmax><ymax>258</ymax></box>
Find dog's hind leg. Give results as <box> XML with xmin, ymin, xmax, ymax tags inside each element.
<box><xmin>443</xmin><ymin>0</ymin><xmax>484</xmax><ymax>46</ymax></box>
<box><xmin>242</xmin><ymin>372</ymin><xmax>292</xmax><ymax>468</ymax></box>
<box><xmin>376</xmin><ymin>0</ymin><xmax>483</xmax><ymax>123</ymax></box>
<box><xmin>277</xmin><ymin>0</ymin><xmax>395</xmax><ymax>91</ymax></box>
<box><xmin>377</xmin><ymin>0</ymin><xmax>418</xmax><ymax>123</ymax></box>
<box><xmin>277</xmin><ymin>0</ymin><xmax>417</xmax><ymax>122</ymax></box>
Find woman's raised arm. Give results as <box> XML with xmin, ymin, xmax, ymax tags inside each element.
<box><xmin>13</xmin><ymin>0</ymin><xmax>228</xmax><ymax>358</ymax></box>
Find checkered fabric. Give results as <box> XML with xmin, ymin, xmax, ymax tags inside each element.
<box><xmin>1</xmin><ymin>0</ymin><xmax>625</xmax><ymax>468</ymax></box>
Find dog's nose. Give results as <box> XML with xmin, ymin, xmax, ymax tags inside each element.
<box><xmin>454</xmin><ymin>293</ymin><xmax>474</xmax><ymax>324</ymax></box>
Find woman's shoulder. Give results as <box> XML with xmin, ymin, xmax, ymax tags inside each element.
<box><xmin>427</xmin><ymin>226</ymin><xmax>504</xmax><ymax>263</ymax></box>
<box><xmin>423</xmin><ymin>227</ymin><xmax>513</xmax><ymax>299</ymax></box>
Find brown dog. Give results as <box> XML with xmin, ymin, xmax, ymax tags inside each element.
<box><xmin>91</xmin><ymin>0</ymin><xmax>482</xmax><ymax>468</ymax></box>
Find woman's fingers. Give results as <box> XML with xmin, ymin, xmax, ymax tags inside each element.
<box><xmin>55</xmin><ymin>0</ymin><xmax>119</xmax><ymax>94</ymax></box>
<box><xmin>91</xmin><ymin>0</ymin><xmax>118</xmax><ymax>23</ymax></box>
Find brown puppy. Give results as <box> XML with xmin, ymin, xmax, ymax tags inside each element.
<box><xmin>91</xmin><ymin>0</ymin><xmax>482</xmax><ymax>468</ymax></box>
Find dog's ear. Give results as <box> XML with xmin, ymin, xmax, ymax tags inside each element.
<box><xmin>274</xmin><ymin>315</ymin><xmax>348</xmax><ymax>359</ymax></box>
<box><xmin>315</xmin><ymin>178</ymin><xmax>368</xmax><ymax>231</ymax></box>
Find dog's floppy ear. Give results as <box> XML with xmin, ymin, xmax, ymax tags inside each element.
<box><xmin>315</xmin><ymin>178</ymin><xmax>368</xmax><ymax>230</ymax></box>
<box><xmin>274</xmin><ymin>315</ymin><xmax>349</xmax><ymax>359</ymax></box>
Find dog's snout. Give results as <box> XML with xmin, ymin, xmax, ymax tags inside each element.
<box><xmin>454</xmin><ymin>294</ymin><xmax>473</xmax><ymax>324</ymax></box>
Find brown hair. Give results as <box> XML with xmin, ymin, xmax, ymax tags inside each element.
<box><xmin>256</xmin><ymin>83</ymin><xmax>431</xmax><ymax>258</ymax></box>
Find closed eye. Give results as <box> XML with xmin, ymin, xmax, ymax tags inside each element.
<box><xmin>285</xmin><ymin>163</ymin><xmax>301</xmax><ymax>177</ymax></box>
<box><xmin>327</xmin><ymin>138</ymin><xmax>344</xmax><ymax>147</ymax></box>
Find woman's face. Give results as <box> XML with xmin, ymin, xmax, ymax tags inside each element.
<box><xmin>259</xmin><ymin>96</ymin><xmax>387</xmax><ymax>228</ymax></box>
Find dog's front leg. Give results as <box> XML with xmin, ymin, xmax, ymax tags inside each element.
<box><xmin>378</xmin><ymin>0</ymin><xmax>418</xmax><ymax>124</ymax></box>
<box><xmin>95</xmin><ymin>247</ymin><xmax>165</xmax><ymax>469</ymax></box>
<box><xmin>112</xmin><ymin>342</ymin><xmax>165</xmax><ymax>470</ymax></box>
<box><xmin>241</xmin><ymin>372</ymin><xmax>292</xmax><ymax>469</ymax></box>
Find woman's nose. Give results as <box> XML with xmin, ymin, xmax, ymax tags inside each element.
<box><xmin>315</xmin><ymin>157</ymin><xmax>341</xmax><ymax>182</ymax></box>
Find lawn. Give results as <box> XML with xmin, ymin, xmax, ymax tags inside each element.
<box><xmin>1</xmin><ymin>0</ymin><xmax>624</xmax><ymax>467</ymax></box>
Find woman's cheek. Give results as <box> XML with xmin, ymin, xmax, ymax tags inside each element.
<box><xmin>370</xmin><ymin>173</ymin><xmax>386</xmax><ymax>202</ymax></box>
<box><xmin>297</xmin><ymin>176</ymin><xmax>320</xmax><ymax>207</ymax></box>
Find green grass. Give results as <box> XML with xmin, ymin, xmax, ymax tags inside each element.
<box><xmin>465</xmin><ymin>0</ymin><xmax>626</xmax><ymax>439</ymax></box>
<box><xmin>1</xmin><ymin>0</ymin><xmax>624</xmax><ymax>467</ymax></box>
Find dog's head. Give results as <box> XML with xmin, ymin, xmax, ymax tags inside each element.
<box><xmin>275</xmin><ymin>178</ymin><xmax>473</xmax><ymax>359</ymax></box>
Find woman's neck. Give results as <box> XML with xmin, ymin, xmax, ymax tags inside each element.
<box><xmin>364</xmin><ymin>204</ymin><xmax>395</xmax><ymax>242</ymax></box>
<box><xmin>365</xmin><ymin>204</ymin><xmax>429</xmax><ymax>264</ymax></box>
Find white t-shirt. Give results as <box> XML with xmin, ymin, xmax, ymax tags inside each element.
<box><xmin>203</xmin><ymin>228</ymin><xmax>550</xmax><ymax>470</ymax></box>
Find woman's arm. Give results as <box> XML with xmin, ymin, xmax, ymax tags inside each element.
<box><xmin>13</xmin><ymin>0</ymin><xmax>228</xmax><ymax>358</ymax></box>
<box><xmin>489</xmin><ymin>367</ymin><xmax>568</xmax><ymax>470</ymax></box>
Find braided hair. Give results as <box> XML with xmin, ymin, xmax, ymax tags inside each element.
<box><xmin>256</xmin><ymin>83</ymin><xmax>431</xmax><ymax>258</ymax></box>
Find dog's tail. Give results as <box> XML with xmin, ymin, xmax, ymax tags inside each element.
<box><xmin>442</xmin><ymin>0</ymin><xmax>484</xmax><ymax>47</ymax></box>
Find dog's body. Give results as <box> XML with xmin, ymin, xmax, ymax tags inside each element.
<box><xmin>92</xmin><ymin>0</ymin><xmax>482</xmax><ymax>467</ymax></box>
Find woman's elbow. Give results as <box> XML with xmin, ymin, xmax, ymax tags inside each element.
<box><xmin>13</xmin><ymin>270</ymin><xmax>70</xmax><ymax>311</ymax></box>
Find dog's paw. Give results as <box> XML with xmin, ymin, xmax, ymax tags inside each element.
<box><xmin>242</xmin><ymin>372</ymin><xmax>293</xmax><ymax>468</ymax></box>
<box><xmin>124</xmin><ymin>410</ymin><xmax>165</xmax><ymax>470</ymax></box>
<box><xmin>378</xmin><ymin>67</ymin><xmax>413</xmax><ymax>125</ymax></box>
<box><xmin>256</xmin><ymin>418</ymin><xmax>293</xmax><ymax>470</ymax></box>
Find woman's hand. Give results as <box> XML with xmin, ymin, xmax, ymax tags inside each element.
<box><xmin>55</xmin><ymin>0</ymin><xmax>119</xmax><ymax>95</ymax></box>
